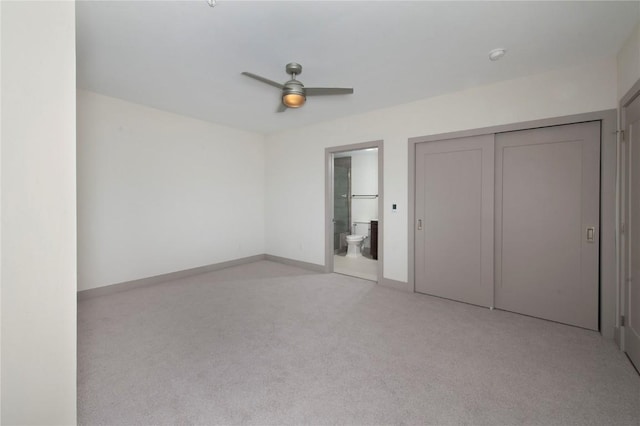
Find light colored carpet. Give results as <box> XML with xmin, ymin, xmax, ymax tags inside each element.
<box><xmin>78</xmin><ymin>260</ymin><xmax>640</xmax><ymax>425</ymax></box>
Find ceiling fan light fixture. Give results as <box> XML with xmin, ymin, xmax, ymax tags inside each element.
<box><xmin>241</xmin><ymin>62</ymin><xmax>353</xmax><ymax>112</ymax></box>
<box><xmin>282</xmin><ymin>80</ymin><xmax>306</xmax><ymax>108</ymax></box>
<box><xmin>283</xmin><ymin>93</ymin><xmax>306</xmax><ymax>108</ymax></box>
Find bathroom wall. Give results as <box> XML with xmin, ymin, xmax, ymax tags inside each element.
<box><xmin>349</xmin><ymin>149</ymin><xmax>378</xmax><ymax>243</ymax></box>
<box><xmin>265</xmin><ymin>58</ymin><xmax>618</xmax><ymax>282</ymax></box>
<box><xmin>77</xmin><ymin>91</ymin><xmax>265</xmax><ymax>291</ymax></box>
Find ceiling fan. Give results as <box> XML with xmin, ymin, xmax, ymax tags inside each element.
<box><xmin>241</xmin><ymin>62</ymin><xmax>354</xmax><ymax>112</ymax></box>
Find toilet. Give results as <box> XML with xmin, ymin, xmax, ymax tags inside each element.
<box><xmin>346</xmin><ymin>234</ymin><xmax>366</xmax><ymax>258</ymax></box>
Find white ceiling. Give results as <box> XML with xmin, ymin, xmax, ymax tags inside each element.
<box><xmin>76</xmin><ymin>1</ymin><xmax>639</xmax><ymax>134</ymax></box>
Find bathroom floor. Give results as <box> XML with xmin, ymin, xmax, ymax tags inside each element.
<box><xmin>334</xmin><ymin>253</ymin><xmax>377</xmax><ymax>281</ymax></box>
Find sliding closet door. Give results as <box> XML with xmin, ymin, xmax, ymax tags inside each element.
<box><xmin>495</xmin><ymin>122</ymin><xmax>600</xmax><ymax>330</ymax></box>
<box><xmin>415</xmin><ymin>135</ymin><xmax>494</xmax><ymax>307</ymax></box>
<box><xmin>624</xmin><ymin>93</ymin><xmax>640</xmax><ymax>370</ymax></box>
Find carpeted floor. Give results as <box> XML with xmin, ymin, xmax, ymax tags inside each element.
<box><xmin>78</xmin><ymin>260</ymin><xmax>640</xmax><ymax>425</ymax></box>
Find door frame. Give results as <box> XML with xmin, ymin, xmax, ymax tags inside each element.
<box><xmin>408</xmin><ymin>109</ymin><xmax>618</xmax><ymax>338</ymax></box>
<box><xmin>325</xmin><ymin>140</ymin><xmax>384</xmax><ymax>282</ymax></box>
<box><xmin>619</xmin><ymin>78</ymin><xmax>640</xmax><ymax>350</ymax></box>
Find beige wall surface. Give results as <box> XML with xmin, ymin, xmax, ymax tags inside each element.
<box><xmin>618</xmin><ymin>22</ymin><xmax>640</xmax><ymax>101</ymax></box>
<box><xmin>77</xmin><ymin>91</ymin><xmax>266</xmax><ymax>291</ymax></box>
<box><xmin>1</xmin><ymin>2</ymin><xmax>77</xmax><ymax>424</ymax></box>
<box><xmin>265</xmin><ymin>59</ymin><xmax>618</xmax><ymax>283</ymax></box>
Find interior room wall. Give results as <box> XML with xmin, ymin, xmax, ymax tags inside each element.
<box><xmin>77</xmin><ymin>91</ymin><xmax>265</xmax><ymax>291</ymax></box>
<box><xmin>1</xmin><ymin>2</ymin><xmax>77</xmax><ymax>424</ymax></box>
<box><xmin>1</xmin><ymin>2</ymin><xmax>3</xmax><ymax>416</ymax></box>
<box><xmin>265</xmin><ymin>58</ymin><xmax>618</xmax><ymax>283</ymax></box>
<box><xmin>617</xmin><ymin>21</ymin><xmax>640</xmax><ymax>101</ymax></box>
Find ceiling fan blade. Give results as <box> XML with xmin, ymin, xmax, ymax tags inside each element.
<box><xmin>305</xmin><ymin>87</ymin><xmax>354</xmax><ymax>96</ymax></box>
<box><xmin>241</xmin><ymin>72</ymin><xmax>284</xmax><ymax>90</ymax></box>
<box><xmin>276</xmin><ymin>103</ymin><xmax>287</xmax><ymax>113</ymax></box>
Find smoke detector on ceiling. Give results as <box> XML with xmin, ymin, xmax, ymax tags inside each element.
<box><xmin>489</xmin><ymin>48</ymin><xmax>507</xmax><ymax>61</ymax></box>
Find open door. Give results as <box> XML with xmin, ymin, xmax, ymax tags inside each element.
<box><xmin>325</xmin><ymin>142</ymin><xmax>383</xmax><ymax>283</ymax></box>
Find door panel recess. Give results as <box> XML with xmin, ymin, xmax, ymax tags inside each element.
<box><xmin>415</xmin><ymin>135</ymin><xmax>494</xmax><ymax>307</ymax></box>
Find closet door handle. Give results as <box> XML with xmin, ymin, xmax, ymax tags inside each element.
<box><xmin>586</xmin><ymin>226</ymin><xmax>595</xmax><ymax>243</ymax></box>
<box><xmin>417</xmin><ymin>219</ymin><xmax>423</xmax><ymax>231</ymax></box>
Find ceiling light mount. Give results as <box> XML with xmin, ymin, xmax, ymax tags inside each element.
<box><xmin>285</xmin><ymin>62</ymin><xmax>303</xmax><ymax>77</ymax></box>
<box><xmin>207</xmin><ymin>0</ymin><xmax>217</xmax><ymax>8</ymax></box>
<box><xmin>489</xmin><ymin>48</ymin><xmax>507</xmax><ymax>61</ymax></box>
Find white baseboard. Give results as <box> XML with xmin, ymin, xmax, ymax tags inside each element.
<box><xmin>264</xmin><ymin>254</ymin><xmax>326</xmax><ymax>272</ymax></box>
<box><xmin>78</xmin><ymin>253</ymin><xmax>403</xmax><ymax>300</ymax></box>
<box><xmin>380</xmin><ymin>277</ymin><xmax>412</xmax><ymax>292</ymax></box>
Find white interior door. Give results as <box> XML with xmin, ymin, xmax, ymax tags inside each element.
<box><xmin>624</xmin><ymin>94</ymin><xmax>640</xmax><ymax>370</ymax></box>
<box><xmin>415</xmin><ymin>135</ymin><xmax>494</xmax><ymax>307</ymax></box>
<box><xmin>495</xmin><ymin>122</ymin><xmax>600</xmax><ymax>330</ymax></box>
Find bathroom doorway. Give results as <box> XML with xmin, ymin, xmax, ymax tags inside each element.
<box><xmin>325</xmin><ymin>141</ymin><xmax>383</xmax><ymax>282</ymax></box>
